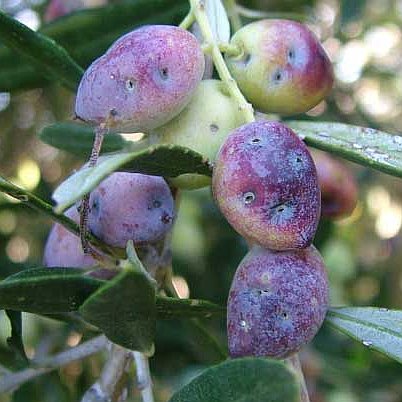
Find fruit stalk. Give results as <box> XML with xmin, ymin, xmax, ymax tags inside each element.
<box><xmin>285</xmin><ymin>354</ymin><xmax>311</xmax><ymax>402</ymax></box>
<box><xmin>81</xmin><ymin>342</ymin><xmax>132</xmax><ymax>402</ymax></box>
<box><xmin>133</xmin><ymin>351</ymin><xmax>155</xmax><ymax>402</ymax></box>
<box><xmin>188</xmin><ymin>0</ymin><xmax>254</xmax><ymax>123</ymax></box>
<box><xmin>80</xmin><ymin>124</ymin><xmax>107</xmax><ymax>254</ymax></box>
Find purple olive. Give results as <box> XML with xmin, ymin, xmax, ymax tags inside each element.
<box><xmin>227</xmin><ymin>245</ymin><xmax>329</xmax><ymax>359</ymax></box>
<box><xmin>225</xmin><ymin>19</ymin><xmax>334</xmax><ymax>115</ymax></box>
<box><xmin>88</xmin><ymin>172</ymin><xmax>175</xmax><ymax>248</ymax></box>
<box><xmin>311</xmin><ymin>150</ymin><xmax>358</xmax><ymax>219</ymax></box>
<box><xmin>212</xmin><ymin>120</ymin><xmax>321</xmax><ymax>250</ymax></box>
<box><xmin>75</xmin><ymin>25</ymin><xmax>205</xmax><ymax>132</ymax></box>
<box><xmin>43</xmin><ymin>207</ymin><xmax>98</xmax><ymax>268</ymax></box>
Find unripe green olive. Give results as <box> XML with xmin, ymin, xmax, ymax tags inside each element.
<box><xmin>156</xmin><ymin>79</ymin><xmax>244</xmax><ymax>189</ymax></box>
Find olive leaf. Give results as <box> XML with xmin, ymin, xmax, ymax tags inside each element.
<box><xmin>0</xmin><ymin>268</ymin><xmax>104</xmax><ymax>313</ymax></box>
<box><xmin>169</xmin><ymin>357</ymin><xmax>300</xmax><ymax>402</ymax></box>
<box><xmin>288</xmin><ymin>121</ymin><xmax>402</xmax><ymax>179</ymax></box>
<box><xmin>39</xmin><ymin>122</ymin><xmax>128</xmax><ymax>156</ymax></box>
<box><xmin>205</xmin><ymin>0</ymin><xmax>231</xmax><ymax>44</ymax></box>
<box><xmin>5</xmin><ymin>310</ymin><xmax>28</xmax><ymax>365</ymax></box>
<box><xmin>326</xmin><ymin>307</ymin><xmax>402</xmax><ymax>363</ymax></box>
<box><xmin>53</xmin><ymin>145</ymin><xmax>212</xmax><ymax>213</ymax></box>
<box><xmin>79</xmin><ymin>246</ymin><xmax>156</xmax><ymax>353</ymax></box>
<box><xmin>0</xmin><ymin>10</ymin><xmax>83</xmax><ymax>91</ymax></box>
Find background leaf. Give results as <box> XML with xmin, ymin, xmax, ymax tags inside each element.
<box><xmin>79</xmin><ymin>268</ymin><xmax>156</xmax><ymax>353</ymax></box>
<box><xmin>287</xmin><ymin>121</ymin><xmax>402</xmax><ymax>179</ymax></box>
<box><xmin>169</xmin><ymin>357</ymin><xmax>300</xmax><ymax>402</ymax></box>
<box><xmin>5</xmin><ymin>310</ymin><xmax>28</xmax><ymax>365</ymax></box>
<box><xmin>0</xmin><ymin>10</ymin><xmax>83</xmax><ymax>91</ymax></box>
<box><xmin>39</xmin><ymin>123</ymin><xmax>128</xmax><ymax>156</ymax></box>
<box><xmin>156</xmin><ymin>297</ymin><xmax>225</xmax><ymax>319</ymax></box>
<box><xmin>0</xmin><ymin>0</ymin><xmax>188</xmax><ymax>92</ymax></box>
<box><xmin>326</xmin><ymin>307</ymin><xmax>402</xmax><ymax>363</ymax></box>
<box><xmin>0</xmin><ymin>268</ymin><xmax>104</xmax><ymax>313</ymax></box>
<box><xmin>205</xmin><ymin>0</ymin><xmax>231</xmax><ymax>44</ymax></box>
<box><xmin>53</xmin><ymin>145</ymin><xmax>213</xmax><ymax>213</ymax></box>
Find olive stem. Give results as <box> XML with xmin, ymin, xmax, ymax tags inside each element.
<box><xmin>80</xmin><ymin>124</ymin><xmax>107</xmax><ymax>254</ymax></box>
<box><xmin>81</xmin><ymin>342</ymin><xmax>132</xmax><ymax>402</ymax></box>
<box><xmin>133</xmin><ymin>352</ymin><xmax>154</xmax><ymax>402</ymax></box>
<box><xmin>179</xmin><ymin>10</ymin><xmax>196</xmax><ymax>29</ymax></box>
<box><xmin>223</xmin><ymin>0</ymin><xmax>243</xmax><ymax>32</ymax></box>
<box><xmin>284</xmin><ymin>354</ymin><xmax>311</xmax><ymax>402</ymax></box>
<box><xmin>0</xmin><ymin>335</ymin><xmax>108</xmax><ymax>394</ymax></box>
<box><xmin>218</xmin><ymin>42</ymin><xmax>241</xmax><ymax>56</ymax></box>
<box><xmin>188</xmin><ymin>0</ymin><xmax>254</xmax><ymax>124</ymax></box>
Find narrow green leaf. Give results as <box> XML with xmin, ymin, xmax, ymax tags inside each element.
<box><xmin>326</xmin><ymin>307</ymin><xmax>402</xmax><ymax>363</ymax></box>
<box><xmin>0</xmin><ymin>0</ymin><xmax>188</xmax><ymax>91</ymax></box>
<box><xmin>169</xmin><ymin>357</ymin><xmax>299</xmax><ymax>402</ymax></box>
<box><xmin>156</xmin><ymin>297</ymin><xmax>225</xmax><ymax>319</ymax></box>
<box><xmin>5</xmin><ymin>310</ymin><xmax>28</xmax><ymax>364</ymax></box>
<box><xmin>39</xmin><ymin>122</ymin><xmax>128</xmax><ymax>156</ymax></box>
<box><xmin>0</xmin><ymin>10</ymin><xmax>83</xmax><ymax>91</ymax></box>
<box><xmin>53</xmin><ymin>145</ymin><xmax>212</xmax><ymax>213</ymax></box>
<box><xmin>79</xmin><ymin>268</ymin><xmax>156</xmax><ymax>353</ymax></box>
<box><xmin>287</xmin><ymin>121</ymin><xmax>402</xmax><ymax>179</ymax></box>
<box><xmin>0</xmin><ymin>268</ymin><xmax>104</xmax><ymax>313</ymax></box>
<box><xmin>0</xmin><ymin>175</ymin><xmax>120</xmax><ymax>258</ymax></box>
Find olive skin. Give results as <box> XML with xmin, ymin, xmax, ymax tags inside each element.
<box><xmin>225</xmin><ymin>19</ymin><xmax>333</xmax><ymax>115</ymax></box>
<box><xmin>75</xmin><ymin>25</ymin><xmax>205</xmax><ymax>132</ymax></box>
<box><xmin>212</xmin><ymin>120</ymin><xmax>321</xmax><ymax>250</ymax></box>
<box><xmin>88</xmin><ymin>172</ymin><xmax>175</xmax><ymax>248</ymax></box>
<box><xmin>227</xmin><ymin>245</ymin><xmax>329</xmax><ymax>359</ymax></box>
<box><xmin>43</xmin><ymin>207</ymin><xmax>98</xmax><ymax>268</ymax></box>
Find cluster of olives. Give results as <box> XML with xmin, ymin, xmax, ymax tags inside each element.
<box><xmin>44</xmin><ymin>18</ymin><xmax>358</xmax><ymax>360</ymax></box>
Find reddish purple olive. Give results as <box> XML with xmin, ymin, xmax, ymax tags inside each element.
<box><xmin>225</xmin><ymin>19</ymin><xmax>334</xmax><ymax>115</ymax></box>
<box><xmin>311</xmin><ymin>150</ymin><xmax>358</xmax><ymax>219</ymax></box>
<box><xmin>88</xmin><ymin>172</ymin><xmax>175</xmax><ymax>248</ymax></box>
<box><xmin>43</xmin><ymin>207</ymin><xmax>98</xmax><ymax>268</ymax></box>
<box><xmin>227</xmin><ymin>245</ymin><xmax>329</xmax><ymax>359</ymax></box>
<box><xmin>212</xmin><ymin>120</ymin><xmax>321</xmax><ymax>250</ymax></box>
<box><xmin>75</xmin><ymin>25</ymin><xmax>205</xmax><ymax>132</ymax></box>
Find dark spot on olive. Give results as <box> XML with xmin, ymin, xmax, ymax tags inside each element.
<box><xmin>243</xmin><ymin>53</ymin><xmax>252</xmax><ymax>65</ymax></box>
<box><xmin>243</xmin><ymin>191</ymin><xmax>255</xmax><ymax>205</ymax></box>
<box><xmin>258</xmin><ymin>289</ymin><xmax>270</xmax><ymax>295</ymax></box>
<box><xmin>210</xmin><ymin>123</ymin><xmax>219</xmax><ymax>133</ymax></box>
<box><xmin>125</xmin><ymin>79</ymin><xmax>135</xmax><ymax>91</ymax></box>
<box><xmin>288</xmin><ymin>48</ymin><xmax>296</xmax><ymax>62</ymax></box>
<box><xmin>110</xmin><ymin>108</ymin><xmax>118</xmax><ymax>117</ymax></box>
<box><xmin>161</xmin><ymin>212</ymin><xmax>173</xmax><ymax>224</ymax></box>
<box><xmin>296</xmin><ymin>156</ymin><xmax>303</xmax><ymax>163</ymax></box>
<box><xmin>160</xmin><ymin>67</ymin><xmax>169</xmax><ymax>80</ymax></box>
<box><xmin>272</xmin><ymin>69</ymin><xmax>284</xmax><ymax>84</ymax></box>
<box><xmin>282</xmin><ymin>312</ymin><xmax>288</xmax><ymax>319</ymax></box>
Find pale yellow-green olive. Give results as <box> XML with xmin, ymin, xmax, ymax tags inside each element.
<box><xmin>156</xmin><ymin>79</ymin><xmax>245</xmax><ymax>189</ymax></box>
